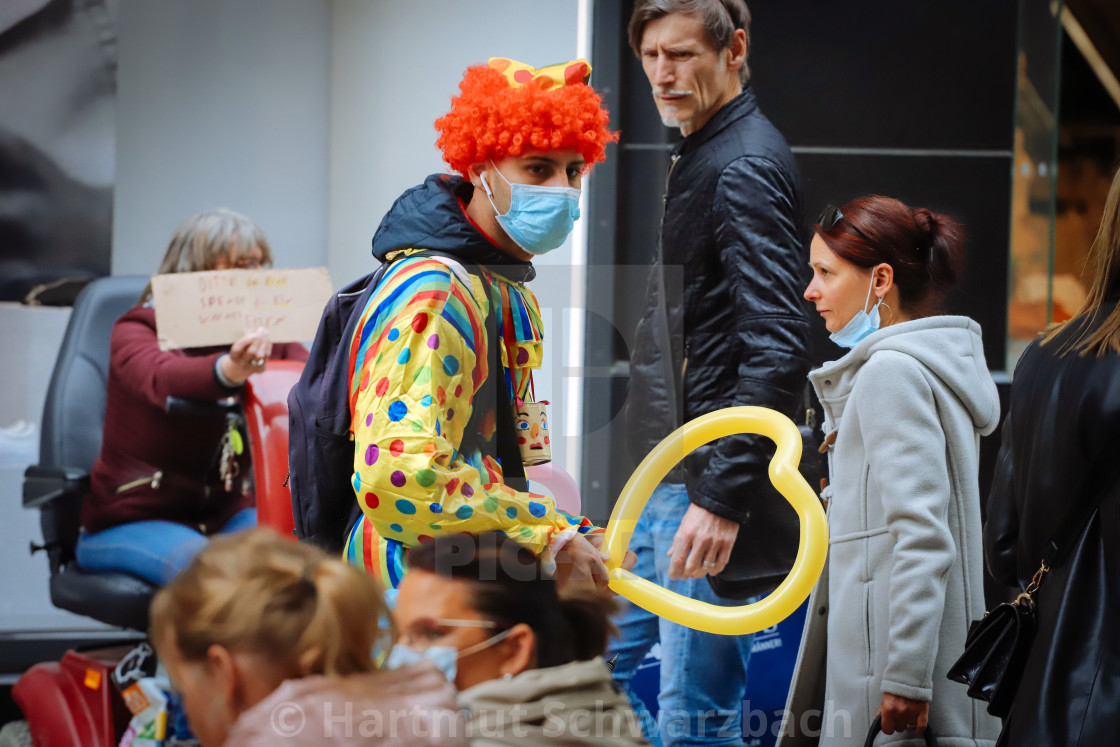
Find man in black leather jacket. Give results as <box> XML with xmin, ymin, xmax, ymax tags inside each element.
<box><xmin>609</xmin><ymin>2</ymin><xmax>811</xmax><ymax>744</ymax></box>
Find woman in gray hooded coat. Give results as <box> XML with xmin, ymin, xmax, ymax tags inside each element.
<box><xmin>777</xmin><ymin>197</ymin><xmax>1001</xmax><ymax>746</ymax></box>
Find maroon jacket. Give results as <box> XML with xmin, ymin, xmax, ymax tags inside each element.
<box><xmin>81</xmin><ymin>306</ymin><xmax>307</xmax><ymax>534</ymax></box>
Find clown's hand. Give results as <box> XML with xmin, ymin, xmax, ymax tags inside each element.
<box><xmin>586</xmin><ymin>532</ymin><xmax>638</xmax><ymax>576</ymax></box>
<box><xmin>554</xmin><ymin>533</ymin><xmax>611</xmax><ymax>594</ymax></box>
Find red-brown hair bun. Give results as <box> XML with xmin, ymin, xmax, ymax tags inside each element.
<box><xmin>816</xmin><ymin>195</ymin><xmax>965</xmax><ymax>318</ymax></box>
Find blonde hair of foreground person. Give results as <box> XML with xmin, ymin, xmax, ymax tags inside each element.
<box><xmin>151</xmin><ymin>527</ymin><xmax>390</xmax><ymax>675</ymax></box>
<box><xmin>150</xmin><ymin>528</ymin><xmax>398</xmax><ymax>745</ymax></box>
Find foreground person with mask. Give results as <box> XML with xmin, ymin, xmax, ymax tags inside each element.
<box><xmin>778</xmin><ymin>197</ymin><xmax>1001</xmax><ymax>745</ymax></box>
<box><xmin>344</xmin><ymin>58</ymin><xmax>618</xmax><ymax>590</ymax></box>
<box><xmin>391</xmin><ymin>532</ymin><xmax>649</xmax><ymax>746</ymax></box>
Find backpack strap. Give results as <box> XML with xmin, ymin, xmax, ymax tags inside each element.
<box><xmin>477</xmin><ymin>270</ymin><xmax>528</xmax><ymax>492</ymax></box>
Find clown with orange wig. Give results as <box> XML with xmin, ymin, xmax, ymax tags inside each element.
<box><xmin>344</xmin><ymin>59</ymin><xmax>617</xmax><ymax>589</ymax></box>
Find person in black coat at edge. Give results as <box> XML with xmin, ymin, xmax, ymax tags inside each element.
<box><xmin>985</xmin><ymin>163</ymin><xmax>1120</xmax><ymax>745</ymax></box>
<box><xmin>608</xmin><ymin>1</ymin><xmax>811</xmax><ymax>745</ymax></box>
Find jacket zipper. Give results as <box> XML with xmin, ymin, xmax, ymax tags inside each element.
<box><xmin>669</xmin><ymin>154</ymin><xmax>687</xmax><ymax>394</ymax></box>
<box><xmin>115</xmin><ymin>471</ymin><xmax>163</xmax><ymax>494</ymax></box>
<box><xmin>663</xmin><ymin>153</ymin><xmax>680</xmax><ymax>202</ymax></box>
<box><xmin>658</xmin><ymin>152</ymin><xmax>684</xmax><ymax>434</ymax></box>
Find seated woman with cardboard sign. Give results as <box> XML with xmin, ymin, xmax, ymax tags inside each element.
<box><xmin>76</xmin><ymin>209</ymin><xmax>307</xmax><ymax>586</ymax></box>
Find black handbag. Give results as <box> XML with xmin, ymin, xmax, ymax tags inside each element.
<box><xmin>864</xmin><ymin>715</ymin><xmax>937</xmax><ymax>746</ymax></box>
<box><xmin>945</xmin><ymin>567</ymin><xmax>1041</xmax><ymax>717</ymax></box>
<box><xmin>947</xmin><ymin>454</ymin><xmax>1120</xmax><ymax>718</ymax></box>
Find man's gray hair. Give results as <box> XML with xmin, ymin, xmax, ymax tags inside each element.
<box><xmin>628</xmin><ymin>0</ymin><xmax>752</xmax><ymax>86</ymax></box>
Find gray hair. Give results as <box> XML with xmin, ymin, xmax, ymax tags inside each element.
<box><xmin>628</xmin><ymin>0</ymin><xmax>752</xmax><ymax>86</ymax></box>
<box><xmin>139</xmin><ymin>209</ymin><xmax>272</xmax><ymax>305</ymax></box>
<box><xmin>157</xmin><ymin>208</ymin><xmax>272</xmax><ymax>275</ymax></box>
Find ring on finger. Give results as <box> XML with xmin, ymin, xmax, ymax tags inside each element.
<box><xmin>252</xmin><ymin>358</ymin><xmax>265</xmax><ymax>367</ymax></box>
<box><xmin>701</xmin><ymin>560</ymin><xmax>717</xmax><ymax>568</ymax></box>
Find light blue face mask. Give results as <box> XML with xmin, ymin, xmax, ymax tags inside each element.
<box><xmin>829</xmin><ymin>274</ymin><xmax>883</xmax><ymax>349</ymax></box>
<box><xmin>480</xmin><ymin>163</ymin><xmax>581</xmax><ymax>255</ymax></box>
<box><xmin>383</xmin><ymin>643</ymin><xmax>460</xmax><ymax>684</ymax></box>
<box><xmin>383</xmin><ymin>627</ymin><xmax>512</xmax><ymax>688</ymax></box>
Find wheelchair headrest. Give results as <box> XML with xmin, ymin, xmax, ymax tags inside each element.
<box><xmin>38</xmin><ymin>275</ymin><xmax>149</xmax><ymax>472</ymax></box>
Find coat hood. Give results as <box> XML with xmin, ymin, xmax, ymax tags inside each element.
<box><xmin>810</xmin><ymin>316</ymin><xmax>1000</xmax><ymax>435</ymax></box>
<box><xmin>371</xmin><ymin>173</ymin><xmax>535</xmax><ymax>283</ymax></box>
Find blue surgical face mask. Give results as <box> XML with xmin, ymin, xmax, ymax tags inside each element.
<box><xmin>383</xmin><ymin>628</ymin><xmax>512</xmax><ymax>688</ymax></box>
<box><xmin>384</xmin><ymin>643</ymin><xmax>460</xmax><ymax>684</ymax></box>
<box><xmin>480</xmin><ymin>163</ymin><xmax>581</xmax><ymax>255</ymax></box>
<box><xmin>829</xmin><ymin>274</ymin><xmax>882</xmax><ymax>349</ymax></box>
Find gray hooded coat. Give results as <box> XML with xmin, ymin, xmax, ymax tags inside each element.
<box><xmin>777</xmin><ymin>317</ymin><xmax>1001</xmax><ymax>746</ymax></box>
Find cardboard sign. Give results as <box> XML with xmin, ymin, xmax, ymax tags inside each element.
<box><xmin>152</xmin><ymin>267</ymin><xmax>332</xmax><ymax>350</ymax></box>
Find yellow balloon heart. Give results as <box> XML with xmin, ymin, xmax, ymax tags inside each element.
<box><xmin>602</xmin><ymin>406</ymin><xmax>828</xmax><ymax>635</ymax></box>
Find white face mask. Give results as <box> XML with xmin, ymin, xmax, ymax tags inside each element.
<box><xmin>383</xmin><ymin>625</ymin><xmax>512</xmax><ymax>688</ymax></box>
<box><xmin>829</xmin><ymin>273</ymin><xmax>882</xmax><ymax>349</ymax></box>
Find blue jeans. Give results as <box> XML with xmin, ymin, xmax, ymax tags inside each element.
<box><xmin>609</xmin><ymin>484</ymin><xmax>754</xmax><ymax>746</ymax></box>
<box><xmin>75</xmin><ymin>508</ymin><xmax>258</xmax><ymax>586</ymax></box>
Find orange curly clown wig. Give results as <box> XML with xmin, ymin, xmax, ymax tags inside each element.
<box><xmin>435</xmin><ymin>61</ymin><xmax>617</xmax><ymax>177</ymax></box>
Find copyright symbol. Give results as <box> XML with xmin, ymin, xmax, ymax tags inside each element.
<box><xmin>270</xmin><ymin>701</ymin><xmax>305</xmax><ymax>737</ymax></box>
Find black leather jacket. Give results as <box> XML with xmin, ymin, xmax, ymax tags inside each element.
<box><xmin>985</xmin><ymin>306</ymin><xmax>1120</xmax><ymax>746</ymax></box>
<box><xmin>625</xmin><ymin>88</ymin><xmax>811</xmax><ymax>598</ymax></box>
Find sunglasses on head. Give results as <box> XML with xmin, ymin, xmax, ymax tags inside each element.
<box><xmin>817</xmin><ymin>204</ymin><xmax>870</xmax><ymax>241</ymax></box>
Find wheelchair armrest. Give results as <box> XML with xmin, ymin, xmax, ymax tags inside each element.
<box><xmin>23</xmin><ymin>465</ymin><xmax>90</xmax><ymax>509</ymax></box>
<box><xmin>165</xmin><ymin>395</ymin><xmax>240</xmax><ymax>418</ymax></box>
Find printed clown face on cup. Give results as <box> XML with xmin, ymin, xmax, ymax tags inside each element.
<box><xmin>516</xmin><ymin>402</ymin><xmax>551</xmax><ymax>465</ymax></box>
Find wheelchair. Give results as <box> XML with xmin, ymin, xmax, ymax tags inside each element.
<box><xmin>3</xmin><ymin>276</ymin><xmax>302</xmax><ymax>747</ymax></box>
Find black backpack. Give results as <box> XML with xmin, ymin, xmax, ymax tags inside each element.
<box><xmin>287</xmin><ymin>251</ymin><xmax>525</xmax><ymax>553</ymax></box>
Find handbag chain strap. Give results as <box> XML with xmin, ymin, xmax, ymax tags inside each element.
<box><xmin>1013</xmin><ymin>560</ymin><xmax>1050</xmax><ymax>610</ymax></box>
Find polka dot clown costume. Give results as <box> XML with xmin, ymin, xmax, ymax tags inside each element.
<box><xmin>345</xmin><ymin>58</ymin><xmax>616</xmax><ymax>587</ymax></box>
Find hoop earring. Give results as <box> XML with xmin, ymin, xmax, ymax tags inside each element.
<box><xmin>879</xmin><ymin>301</ymin><xmax>895</xmax><ymax>327</ymax></box>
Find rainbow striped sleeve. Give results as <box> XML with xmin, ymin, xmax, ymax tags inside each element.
<box><xmin>348</xmin><ymin>257</ymin><xmax>484</xmax><ymax>423</ymax></box>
